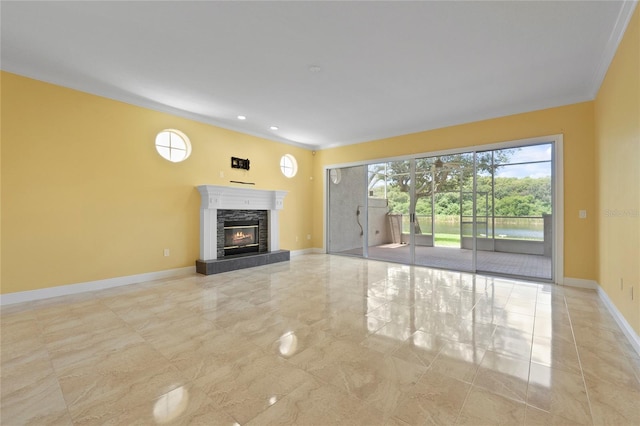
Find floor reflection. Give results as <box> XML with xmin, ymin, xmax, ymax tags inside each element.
<box><xmin>365</xmin><ymin>264</ymin><xmax>553</xmax><ymax>387</ymax></box>
<box><xmin>1</xmin><ymin>254</ymin><xmax>636</xmax><ymax>425</ymax></box>
<box><xmin>153</xmin><ymin>386</ymin><xmax>189</xmax><ymax>424</ymax></box>
<box><xmin>278</xmin><ymin>331</ymin><xmax>298</xmax><ymax>357</ymax></box>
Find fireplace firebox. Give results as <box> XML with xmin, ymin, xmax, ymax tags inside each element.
<box><xmin>223</xmin><ymin>221</ymin><xmax>259</xmax><ymax>256</ymax></box>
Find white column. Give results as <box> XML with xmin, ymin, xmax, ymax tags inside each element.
<box><xmin>200</xmin><ymin>208</ymin><xmax>217</xmax><ymax>260</ymax></box>
<box><xmin>269</xmin><ymin>210</ymin><xmax>280</xmax><ymax>251</ymax></box>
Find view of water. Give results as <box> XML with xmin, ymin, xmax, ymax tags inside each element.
<box><xmin>409</xmin><ymin>216</ymin><xmax>545</xmax><ymax>240</ymax></box>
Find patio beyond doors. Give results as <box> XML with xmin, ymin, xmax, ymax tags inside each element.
<box><xmin>327</xmin><ymin>140</ymin><xmax>556</xmax><ymax>281</ymax></box>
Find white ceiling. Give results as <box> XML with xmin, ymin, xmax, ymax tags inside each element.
<box><xmin>1</xmin><ymin>1</ymin><xmax>636</xmax><ymax>150</ymax></box>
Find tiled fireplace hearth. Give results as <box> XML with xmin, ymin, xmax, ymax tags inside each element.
<box><xmin>195</xmin><ymin>185</ymin><xmax>290</xmax><ymax>275</ymax></box>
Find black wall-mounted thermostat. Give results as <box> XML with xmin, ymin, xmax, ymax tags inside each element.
<box><xmin>231</xmin><ymin>157</ymin><xmax>250</xmax><ymax>170</ymax></box>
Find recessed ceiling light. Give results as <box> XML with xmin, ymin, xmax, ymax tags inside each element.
<box><xmin>237</xmin><ymin>115</ymin><xmax>246</xmax><ymax>120</ymax></box>
<box><xmin>270</xmin><ymin>126</ymin><xmax>279</xmax><ymax>130</ymax></box>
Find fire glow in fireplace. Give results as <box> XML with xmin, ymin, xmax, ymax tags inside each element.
<box><xmin>223</xmin><ymin>221</ymin><xmax>259</xmax><ymax>256</ymax></box>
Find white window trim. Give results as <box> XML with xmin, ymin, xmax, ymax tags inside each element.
<box><xmin>155</xmin><ymin>129</ymin><xmax>192</xmax><ymax>163</ymax></box>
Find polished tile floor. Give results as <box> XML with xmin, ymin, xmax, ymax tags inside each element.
<box><xmin>340</xmin><ymin>245</ymin><xmax>552</xmax><ymax>280</ymax></box>
<box><xmin>1</xmin><ymin>254</ymin><xmax>639</xmax><ymax>425</ymax></box>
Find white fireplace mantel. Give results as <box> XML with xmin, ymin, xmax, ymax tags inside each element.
<box><xmin>196</xmin><ymin>185</ymin><xmax>287</xmax><ymax>260</ymax></box>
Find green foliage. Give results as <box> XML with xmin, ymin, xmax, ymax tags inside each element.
<box><xmin>490</xmin><ymin>176</ymin><xmax>552</xmax><ymax>216</ymax></box>
<box><xmin>371</xmin><ymin>150</ymin><xmax>552</xmax><ymax>218</ymax></box>
<box><xmin>435</xmin><ymin>193</ymin><xmax>460</xmax><ymax>215</ymax></box>
<box><xmin>415</xmin><ymin>198</ymin><xmax>432</xmax><ymax>215</ymax></box>
<box><xmin>495</xmin><ymin>195</ymin><xmax>534</xmax><ymax>216</ymax></box>
<box><xmin>381</xmin><ymin>176</ymin><xmax>551</xmax><ymax>217</ymax></box>
<box><xmin>387</xmin><ymin>190</ymin><xmax>409</xmax><ymax>214</ymax></box>
<box><xmin>435</xmin><ymin>233</ymin><xmax>461</xmax><ymax>247</ymax></box>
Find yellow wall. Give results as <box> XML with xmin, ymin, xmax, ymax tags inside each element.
<box><xmin>595</xmin><ymin>6</ymin><xmax>640</xmax><ymax>334</ymax></box>
<box><xmin>0</xmin><ymin>73</ymin><xmax>3</xmax><ymax>291</ymax></box>
<box><xmin>312</xmin><ymin>102</ymin><xmax>597</xmax><ymax>281</ymax></box>
<box><xmin>1</xmin><ymin>72</ymin><xmax>314</xmax><ymax>294</ymax></box>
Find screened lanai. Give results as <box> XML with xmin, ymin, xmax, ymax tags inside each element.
<box><xmin>327</xmin><ymin>142</ymin><xmax>555</xmax><ymax>281</ymax></box>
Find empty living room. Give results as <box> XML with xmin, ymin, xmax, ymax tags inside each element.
<box><xmin>1</xmin><ymin>1</ymin><xmax>639</xmax><ymax>425</ymax></box>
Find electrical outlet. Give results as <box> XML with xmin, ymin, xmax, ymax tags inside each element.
<box><xmin>295</xmin><ymin>236</ymin><xmax>299</xmax><ymax>242</ymax></box>
<box><xmin>163</xmin><ymin>248</ymin><xmax>170</xmax><ymax>257</ymax></box>
<box><xmin>307</xmin><ymin>234</ymin><xmax>311</xmax><ymax>240</ymax></box>
<box><xmin>579</xmin><ymin>210</ymin><xmax>587</xmax><ymax>219</ymax></box>
<box><xmin>219</xmin><ymin>171</ymin><xmax>224</xmax><ymax>178</ymax></box>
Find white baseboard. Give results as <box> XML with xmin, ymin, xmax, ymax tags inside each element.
<box><xmin>563</xmin><ymin>277</ymin><xmax>599</xmax><ymax>289</ymax></box>
<box><xmin>290</xmin><ymin>248</ymin><xmax>314</xmax><ymax>257</ymax></box>
<box><xmin>597</xmin><ymin>285</ymin><xmax>640</xmax><ymax>357</ymax></box>
<box><xmin>290</xmin><ymin>248</ymin><xmax>325</xmax><ymax>256</ymax></box>
<box><xmin>0</xmin><ymin>266</ymin><xmax>196</xmax><ymax>306</ymax></box>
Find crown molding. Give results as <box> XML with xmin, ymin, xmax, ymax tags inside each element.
<box><xmin>589</xmin><ymin>0</ymin><xmax>638</xmax><ymax>98</ymax></box>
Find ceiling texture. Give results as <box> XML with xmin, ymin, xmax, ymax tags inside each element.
<box><xmin>1</xmin><ymin>1</ymin><xmax>637</xmax><ymax>150</ymax></box>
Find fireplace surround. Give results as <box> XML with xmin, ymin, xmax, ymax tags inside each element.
<box><xmin>195</xmin><ymin>185</ymin><xmax>289</xmax><ymax>274</ymax></box>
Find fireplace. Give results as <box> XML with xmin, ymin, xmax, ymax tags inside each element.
<box><xmin>224</xmin><ymin>221</ymin><xmax>259</xmax><ymax>256</ymax></box>
<box><xmin>196</xmin><ymin>185</ymin><xmax>290</xmax><ymax>275</ymax></box>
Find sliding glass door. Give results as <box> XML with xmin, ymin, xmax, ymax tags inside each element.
<box><xmin>474</xmin><ymin>144</ymin><xmax>553</xmax><ymax>280</ymax></box>
<box><xmin>327</xmin><ymin>165</ymin><xmax>366</xmax><ymax>257</ymax></box>
<box><xmin>366</xmin><ymin>160</ymin><xmax>412</xmax><ymax>265</ymax></box>
<box><xmin>413</xmin><ymin>154</ymin><xmax>474</xmax><ymax>272</ymax></box>
<box><xmin>327</xmin><ymin>140</ymin><xmax>556</xmax><ymax>282</ymax></box>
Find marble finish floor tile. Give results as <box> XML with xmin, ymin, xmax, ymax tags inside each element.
<box><xmin>474</xmin><ymin>350</ymin><xmax>530</xmax><ymax>402</ymax></box>
<box><xmin>457</xmin><ymin>386</ymin><xmax>526</xmax><ymax>425</ymax></box>
<box><xmin>245</xmin><ymin>376</ymin><xmax>380</xmax><ymax>425</ymax></box>
<box><xmin>429</xmin><ymin>340</ymin><xmax>486</xmax><ymax>384</ymax></box>
<box><xmin>524</xmin><ymin>404</ymin><xmax>586</xmax><ymax>425</ymax></box>
<box><xmin>390</xmin><ymin>369</ymin><xmax>470</xmax><ymax>425</ymax></box>
<box><xmin>526</xmin><ymin>363</ymin><xmax>591</xmax><ymax>424</ymax></box>
<box><xmin>1</xmin><ymin>254</ymin><xmax>639</xmax><ymax>425</ymax></box>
